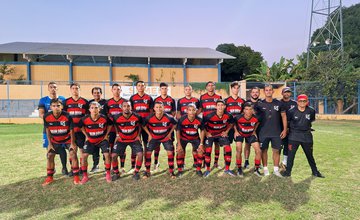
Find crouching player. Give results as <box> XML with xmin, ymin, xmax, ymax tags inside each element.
<box><xmin>111</xmin><ymin>101</ymin><xmax>144</xmax><ymax>181</ymax></box>
<box><xmin>142</xmin><ymin>101</ymin><xmax>177</xmax><ymax>179</ymax></box>
<box><xmin>176</xmin><ymin>104</ymin><xmax>205</xmax><ymax>177</ymax></box>
<box><xmin>233</xmin><ymin>102</ymin><xmax>262</xmax><ymax>177</ymax></box>
<box><xmin>42</xmin><ymin>98</ymin><xmax>80</xmax><ymax>186</ymax></box>
<box><xmin>79</xmin><ymin>101</ymin><xmax>112</xmax><ymax>184</ymax></box>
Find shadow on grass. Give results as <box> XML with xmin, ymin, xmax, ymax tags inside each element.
<box><xmin>0</xmin><ymin>171</ymin><xmax>314</xmax><ymax>219</ymax></box>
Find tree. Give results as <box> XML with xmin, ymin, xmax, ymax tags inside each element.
<box><xmin>216</xmin><ymin>43</ymin><xmax>263</xmax><ymax>81</ymax></box>
<box><xmin>0</xmin><ymin>64</ymin><xmax>15</xmax><ymax>81</ymax></box>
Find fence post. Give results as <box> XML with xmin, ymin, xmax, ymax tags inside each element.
<box><xmin>6</xmin><ymin>80</ymin><xmax>10</xmax><ymax>118</ymax></box>
<box><xmin>324</xmin><ymin>96</ymin><xmax>328</xmax><ymax>114</ymax></box>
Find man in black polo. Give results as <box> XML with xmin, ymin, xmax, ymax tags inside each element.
<box><xmin>281</xmin><ymin>94</ymin><xmax>324</xmax><ymax>178</ymax></box>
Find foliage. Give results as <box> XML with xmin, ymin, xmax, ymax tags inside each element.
<box><xmin>124</xmin><ymin>74</ymin><xmax>140</xmax><ymax>82</ymax></box>
<box><xmin>0</xmin><ymin>64</ymin><xmax>15</xmax><ymax>80</ymax></box>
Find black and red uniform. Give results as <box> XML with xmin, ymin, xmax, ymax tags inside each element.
<box><xmin>200</xmin><ymin>93</ymin><xmax>222</xmax><ymax>118</ymax></box>
<box><xmin>203</xmin><ymin>112</ymin><xmax>234</xmax><ymax>171</ymax></box>
<box><xmin>63</xmin><ymin>97</ymin><xmax>88</xmax><ymax>148</ymax></box>
<box><xmin>154</xmin><ymin>95</ymin><xmax>176</xmax><ymax>115</ymax></box>
<box><xmin>177</xmin><ymin>97</ymin><xmax>200</xmax><ymax>116</ymax></box>
<box><xmin>234</xmin><ymin>114</ymin><xmax>259</xmax><ymax>144</ymax></box>
<box><xmin>143</xmin><ymin>113</ymin><xmax>177</xmax><ymax>173</ymax></box>
<box><xmin>88</xmin><ymin>99</ymin><xmax>107</xmax><ymax>115</ymax></box>
<box><xmin>224</xmin><ymin>96</ymin><xmax>245</xmax><ymax>143</ymax></box>
<box><xmin>106</xmin><ymin>97</ymin><xmax>127</xmax><ymax>146</ymax></box>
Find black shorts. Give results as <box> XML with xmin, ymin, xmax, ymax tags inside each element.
<box><xmin>227</xmin><ymin>128</ymin><xmax>235</xmax><ymax>144</ymax></box>
<box><xmin>259</xmin><ymin>136</ymin><xmax>282</xmax><ymax>150</ymax></box>
<box><xmin>109</xmin><ymin>132</ymin><xmax>116</xmax><ymax>147</ymax></box>
<box><xmin>235</xmin><ymin>135</ymin><xmax>258</xmax><ymax>144</ymax></box>
<box><xmin>180</xmin><ymin>139</ymin><xmax>200</xmax><ymax>151</ymax></box>
<box><xmin>141</xmin><ymin>130</ymin><xmax>149</xmax><ymax>145</ymax></box>
<box><xmin>204</xmin><ymin>136</ymin><xmax>230</xmax><ymax>148</ymax></box>
<box><xmin>83</xmin><ymin>140</ymin><xmax>110</xmax><ymax>154</ymax></box>
<box><xmin>75</xmin><ymin>132</ymin><xmax>85</xmax><ymax>148</ymax></box>
<box><xmin>48</xmin><ymin>143</ymin><xmax>69</xmax><ymax>154</ymax></box>
<box><xmin>113</xmin><ymin>140</ymin><xmax>143</xmax><ymax>155</ymax></box>
<box><xmin>146</xmin><ymin>139</ymin><xmax>174</xmax><ymax>152</ymax></box>
<box><xmin>282</xmin><ymin>136</ymin><xmax>289</xmax><ymax>148</ymax></box>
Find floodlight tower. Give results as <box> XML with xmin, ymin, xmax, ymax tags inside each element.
<box><xmin>306</xmin><ymin>0</ymin><xmax>344</xmax><ymax>68</ymax></box>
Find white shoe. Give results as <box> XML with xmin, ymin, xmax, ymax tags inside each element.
<box><xmin>274</xmin><ymin>171</ymin><xmax>283</xmax><ymax>178</ymax></box>
<box><xmin>127</xmin><ymin>168</ymin><xmax>135</xmax><ymax>174</ymax></box>
<box><xmin>120</xmin><ymin>168</ymin><xmax>126</xmax><ymax>175</ymax></box>
<box><xmin>263</xmin><ymin>167</ymin><xmax>270</xmax><ymax>176</ymax></box>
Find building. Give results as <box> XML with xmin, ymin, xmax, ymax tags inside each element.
<box><xmin>0</xmin><ymin>42</ymin><xmax>234</xmax><ymax>84</ymax></box>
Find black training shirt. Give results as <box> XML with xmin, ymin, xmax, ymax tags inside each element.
<box><xmin>256</xmin><ymin>99</ymin><xmax>285</xmax><ymax>138</ymax></box>
<box><xmin>287</xmin><ymin>106</ymin><xmax>316</xmax><ymax>143</ymax></box>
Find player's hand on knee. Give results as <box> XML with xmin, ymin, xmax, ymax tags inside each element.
<box><xmin>48</xmin><ymin>144</ymin><xmax>55</xmax><ymax>153</ymax></box>
<box><xmin>198</xmin><ymin>144</ymin><xmax>204</xmax><ymax>154</ymax></box>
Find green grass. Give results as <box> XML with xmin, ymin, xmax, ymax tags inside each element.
<box><xmin>0</xmin><ymin>121</ymin><xmax>360</xmax><ymax>219</ymax></box>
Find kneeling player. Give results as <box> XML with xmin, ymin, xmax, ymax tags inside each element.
<box><xmin>142</xmin><ymin>101</ymin><xmax>177</xmax><ymax>179</ymax></box>
<box><xmin>80</xmin><ymin>102</ymin><xmax>112</xmax><ymax>184</ymax></box>
<box><xmin>111</xmin><ymin>101</ymin><xmax>144</xmax><ymax>181</ymax></box>
<box><xmin>176</xmin><ymin>104</ymin><xmax>205</xmax><ymax>177</ymax></box>
<box><xmin>234</xmin><ymin>103</ymin><xmax>262</xmax><ymax>177</ymax></box>
<box><xmin>42</xmin><ymin>98</ymin><xmax>80</xmax><ymax>186</ymax></box>
<box><xmin>202</xmin><ymin>100</ymin><xmax>234</xmax><ymax>177</ymax></box>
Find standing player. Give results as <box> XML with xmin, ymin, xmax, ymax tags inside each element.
<box><xmin>279</xmin><ymin>87</ymin><xmax>297</xmax><ymax>169</ymax></box>
<box><xmin>199</xmin><ymin>81</ymin><xmax>222</xmax><ymax>169</ymax></box>
<box><xmin>79</xmin><ymin>101</ymin><xmax>112</xmax><ymax>184</ymax></box>
<box><xmin>153</xmin><ymin>82</ymin><xmax>176</xmax><ymax>171</ymax></box>
<box><xmin>111</xmin><ymin>101</ymin><xmax>144</xmax><ymax>181</ymax></box>
<box><xmin>255</xmin><ymin>84</ymin><xmax>287</xmax><ymax>177</ymax></box>
<box><xmin>233</xmin><ymin>102</ymin><xmax>262</xmax><ymax>177</ymax></box>
<box><xmin>42</xmin><ymin>98</ymin><xmax>79</xmax><ymax>185</ymax></box>
<box><xmin>176</xmin><ymin>84</ymin><xmax>201</xmax><ymax>168</ymax></box>
<box><xmin>88</xmin><ymin>87</ymin><xmax>107</xmax><ymax>173</ymax></box>
<box><xmin>38</xmin><ymin>81</ymin><xmax>68</xmax><ymax>175</ymax></box>
<box><xmin>142</xmin><ymin>102</ymin><xmax>177</xmax><ymax>179</ymax></box>
<box><xmin>202</xmin><ymin>100</ymin><xmax>234</xmax><ymax>177</ymax></box>
<box><xmin>176</xmin><ymin>104</ymin><xmax>205</xmax><ymax>177</ymax></box>
<box><xmin>63</xmin><ymin>83</ymin><xmax>88</xmax><ymax>176</ymax></box>
<box><xmin>281</xmin><ymin>94</ymin><xmax>324</xmax><ymax>178</ymax></box>
<box><xmin>243</xmin><ymin>86</ymin><xmax>261</xmax><ymax>169</ymax></box>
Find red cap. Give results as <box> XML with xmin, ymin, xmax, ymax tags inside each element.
<box><xmin>297</xmin><ymin>94</ymin><xmax>308</xmax><ymax>101</ymax></box>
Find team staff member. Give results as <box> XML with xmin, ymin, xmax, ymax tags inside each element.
<box><xmin>279</xmin><ymin>87</ymin><xmax>297</xmax><ymax>169</ymax></box>
<box><xmin>281</xmin><ymin>94</ymin><xmax>324</xmax><ymax>178</ymax></box>
<box><xmin>42</xmin><ymin>98</ymin><xmax>80</xmax><ymax>186</ymax></box>
<box><xmin>38</xmin><ymin>81</ymin><xmax>68</xmax><ymax>175</ymax></box>
<box><xmin>255</xmin><ymin>84</ymin><xmax>287</xmax><ymax>177</ymax></box>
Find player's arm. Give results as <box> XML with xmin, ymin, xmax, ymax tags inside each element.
<box><xmin>252</xmin><ymin>122</ymin><xmax>260</xmax><ymax>138</ymax></box>
<box><xmin>233</xmin><ymin>123</ymin><xmax>240</xmax><ymax>138</ymax></box>
<box><xmin>45</xmin><ymin>127</ymin><xmax>54</xmax><ymax>153</ymax></box>
<box><xmin>176</xmin><ymin>99</ymin><xmax>181</xmax><ymax>119</ymax></box>
<box><xmin>176</xmin><ymin>129</ymin><xmax>183</xmax><ymax>153</ymax></box>
<box><xmin>39</xmin><ymin>108</ymin><xmax>45</xmax><ymax>119</ymax></box>
<box><xmin>171</xmin><ymin>98</ymin><xmax>176</xmax><ymax>117</ymax></box>
<box><xmin>222</xmin><ymin>115</ymin><xmax>234</xmax><ymax>137</ymax></box>
<box><xmin>81</xmin><ymin>126</ymin><xmax>89</xmax><ymax>142</ymax></box>
<box><xmin>280</xmin><ymin>111</ymin><xmax>287</xmax><ymax>139</ymax></box>
<box><xmin>198</xmin><ymin>129</ymin><xmax>205</xmax><ymax>154</ymax></box>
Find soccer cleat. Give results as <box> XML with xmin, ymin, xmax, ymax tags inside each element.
<box><xmin>274</xmin><ymin>171</ymin><xmax>283</xmax><ymax>178</ymax></box>
<box><xmin>127</xmin><ymin>168</ymin><xmax>135</xmax><ymax>175</ymax></box>
<box><xmin>176</xmin><ymin>171</ymin><xmax>183</xmax><ymax>178</ymax></box>
<box><xmin>105</xmin><ymin>173</ymin><xmax>112</xmax><ymax>183</ymax></box>
<box><xmin>203</xmin><ymin>170</ymin><xmax>211</xmax><ymax>178</ymax></box>
<box><xmin>192</xmin><ymin>164</ymin><xmax>197</xmax><ymax>169</ymax></box>
<box><xmin>213</xmin><ymin>163</ymin><xmax>222</xmax><ymax>170</ymax></box>
<box><xmin>143</xmin><ymin>171</ymin><xmax>151</xmax><ymax>179</ymax></box>
<box><xmin>68</xmin><ymin>170</ymin><xmax>74</xmax><ymax>177</ymax></box>
<box><xmin>237</xmin><ymin>168</ymin><xmax>244</xmax><ymax>177</ymax></box>
<box><xmin>244</xmin><ymin>160</ymin><xmax>250</xmax><ymax>169</ymax></box>
<box><xmin>224</xmin><ymin>170</ymin><xmax>236</xmax><ymax>177</ymax></box>
<box><xmin>90</xmin><ymin>165</ymin><xmax>100</xmax><ymax>173</ymax></box>
<box><xmin>196</xmin><ymin>170</ymin><xmax>203</xmax><ymax>177</ymax></box>
<box><xmin>263</xmin><ymin>167</ymin><xmax>270</xmax><ymax>176</ymax></box>
<box><xmin>119</xmin><ymin>168</ymin><xmax>126</xmax><ymax>175</ymax></box>
<box><xmin>132</xmin><ymin>172</ymin><xmax>140</xmax><ymax>181</ymax></box>
<box><xmin>153</xmin><ymin>163</ymin><xmax>160</xmax><ymax>172</ymax></box>
<box><xmin>313</xmin><ymin>171</ymin><xmax>325</xmax><ymax>178</ymax></box>
<box><xmin>62</xmin><ymin>167</ymin><xmax>69</xmax><ymax>175</ymax></box>
<box><xmin>254</xmin><ymin>168</ymin><xmax>262</xmax><ymax>177</ymax></box>
<box><xmin>280</xmin><ymin>170</ymin><xmax>291</xmax><ymax>177</ymax></box>
<box><xmin>112</xmin><ymin>173</ymin><xmax>120</xmax><ymax>181</ymax></box>
<box><xmin>73</xmin><ymin>175</ymin><xmax>80</xmax><ymax>185</ymax></box>
<box><xmin>279</xmin><ymin>162</ymin><xmax>287</xmax><ymax>170</ymax></box>
<box><xmin>42</xmin><ymin>176</ymin><xmax>54</xmax><ymax>186</ymax></box>
<box><xmin>170</xmin><ymin>172</ymin><xmax>177</xmax><ymax>179</ymax></box>
<box><xmin>80</xmin><ymin>176</ymin><xmax>89</xmax><ymax>184</ymax></box>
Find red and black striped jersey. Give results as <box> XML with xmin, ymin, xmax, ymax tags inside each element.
<box><xmin>177</xmin><ymin>115</ymin><xmax>203</xmax><ymax>141</ymax></box>
<box><xmin>143</xmin><ymin>113</ymin><xmax>177</xmax><ymax>141</ymax></box>
<box><xmin>80</xmin><ymin>114</ymin><xmax>111</xmax><ymax>145</ymax></box>
<box><xmin>130</xmin><ymin>93</ymin><xmax>154</xmax><ymax>118</ymax></box>
<box><xmin>88</xmin><ymin>99</ymin><xmax>107</xmax><ymax>115</ymax></box>
<box><xmin>43</xmin><ymin>111</ymin><xmax>73</xmax><ymax>144</ymax></box>
<box><xmin>154</xmin><ymin>95</ymin><xmax>176</xmax><ymax>114</ymax></box>
<box><xmin>203</xmin><ymin>112</ymin><xmax>233</xmax><ymax>137</ymax></box>
<box><xmin>200</xmin><ymin>93</ymin><xmax>222</xmax><ymax>117</ymax></box>
<box><xmin>234</xmin><ymin>114</ymin><xmax>259</xmax><ymax>137</ymax></box>
<box><xmin>106</xmin><ymin>97</ymin><xmax>127</xmax><ymax>132</ymax></box>
<box><xmin>112</xmin><ymin>113</ymin><xmax>142</xmax><ymax>143</ymax></box>
<box><xmin>224</xmin><ymin>96</ymin><xmax>245</xmax><ymax>117</ymax></box>
<box><xmin>63</xmin><ymin>97</ymin><xmax>88</xmax><ymax>133</ymax></box>
<box><xmin>177</xmin><ymin>97</ymin><xmax>200</xmax><ymax>116</ymax></box>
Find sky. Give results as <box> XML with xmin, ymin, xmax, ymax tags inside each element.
<box><xmin>0</xmin><ymin>0</ymin><xmax>359</xmax><ymax>64</ymax></box>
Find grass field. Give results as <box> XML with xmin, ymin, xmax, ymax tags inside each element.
<box><xmin>0</xmin><ymin>120</ymin><xmax>360</xmax><ymax>220</ymax></box>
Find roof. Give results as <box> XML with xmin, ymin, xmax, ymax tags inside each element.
<box><xmin>0</xmin><ymin>42</ymin><xmax>235</xmax><ymax>59</ymax></box>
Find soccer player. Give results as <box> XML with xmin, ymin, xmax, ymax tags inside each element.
<box><xmin>111</xmin><ymin>101</ymin><xmax>144</xmax><ymax>181</ymax></box>
<box><xmin>79</xmin><ymin>101</ymin><xmax>112</xmax><ymax>184</ymax></box>
<box><xmin>106</xmin><ymin>83</ymin><xmax>128</xmax><ymax>173</ymax></box>
<box><xmin>38</xmin><ymin>81</ymin><xmax>68</xmax><ymax>175</ymax></box>
<box><xmin>88</xmin><ymin>87</ymin><xmax>107</xmax><ymax>173</ymax></box>
<box><xmin>63</xmin><ymin>83</ymin><xmax>88</xmax><ymax>176</ymax></box>
<box><xmin>142</xmin><ymin>102</ymin><xmax>177</xmax><ymax>179</ymax></box>
<box><xmin>176</xmin><ymin>84</ymin><xmax>201</xmax><ymax>168</ymax></box>
<box><xmin>153</xmin><ymin>82</ymin><xmax>176</xmax><ymax>171</ymax></box>
<box><xmin>279</xmin><ymin>87</ymin><xmax>297</xmax><ymax>169</ymax></box>
<box><xmin>255</xmin><ymin>84</ymin><xmax>287</xmax><ymax>177</ymax></box>
<box><xmin>202</xmin><ymin>100</ymin><xmax>234</xmax><ymax>177</ymax></box>
<box><xmin>199</xmin><ymin>81</ymin><xmax>222</xmax><ymax>169</ymax></box>
<box><xmin>233</xmin><ymin>102</ymin><xmax>262</xmax><ymax>177</ymax></box>
<box><xmin>243</xmin><ymin>86</ymin><xmax>261</xmax><ymax>169</ymax></box>
<box><xmin>42</xmin><ymin>98</ymin><xmax>80</xmax><ymax>185</ymax></box>
<box><xmin>176</xmin><ymin>104</ymin><xmax>205</xmax><ymax>177</ymax></box>
<box><xmin>281</xmin><ymin>94</ymin><xmax>324</xmax><ymax>178</ymax></box>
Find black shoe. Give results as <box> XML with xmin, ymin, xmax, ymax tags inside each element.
<box><xmin>143</xmin><ymin>171</ymin><xmax>151</xmax><ymax>179</ymax></box>
<box><xmin>112</xmin><ymin>173</ymin><xmax>120</xmax><ymax>181</ymax></box>
<box><xmin>196</xmin><ymin>170</ymin><xmax>203</xmax><ymax>177</ymax></box>
<box><xmin>68</xmin><ymin>170</ymin><xmax>74</xmax><ymax>177</ymax></box>
<box><xmin>313</xmin><ymin>171</ymin><xmax>325</xmax><ymax>178</ymax></box>
<box><xmin>90</xmin><ymin>165</ymin><xmax>100</xmax><ymax>173</ymax></box>
<box><xmin>237</xmin><ymin>168</ymin><xmax>244</xmax><ymax>177</ymax></box>
<box><xmin>244</xmin><ymin>160</ymin><xmax>250</xmax><ymax>169</ymax></box>
<box><xmin>62</xmin><ymin>167</ymin><xmax>69</xmax><ymax>175</ymax></box>
<box><xmin>177</xmin><ymin>171</ymin><xmax>183</xmax><ymax>178</ymax></box>
<box><xmin>280</xmin><ymin>170</ymin><xmax>291</xmax><ymax>177</ymax></box>
<box><xmin>79</xmin><ymin>169</ymin><xmax>83</xmax><ymax>176</ymax></box>
<box><xmin>132</xmin><ymin>172</ymin><xmax>140</xmax><ymax>181</ymax></box>
<box><xmin>254</xmin><ymin>168</ymin><xmax>263</xmax><ymax>177</ymax></box>
<box><xmin>192</xmin><ymin>164</ymin><xmax>197</xmax><ymax>169</ymax></box>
